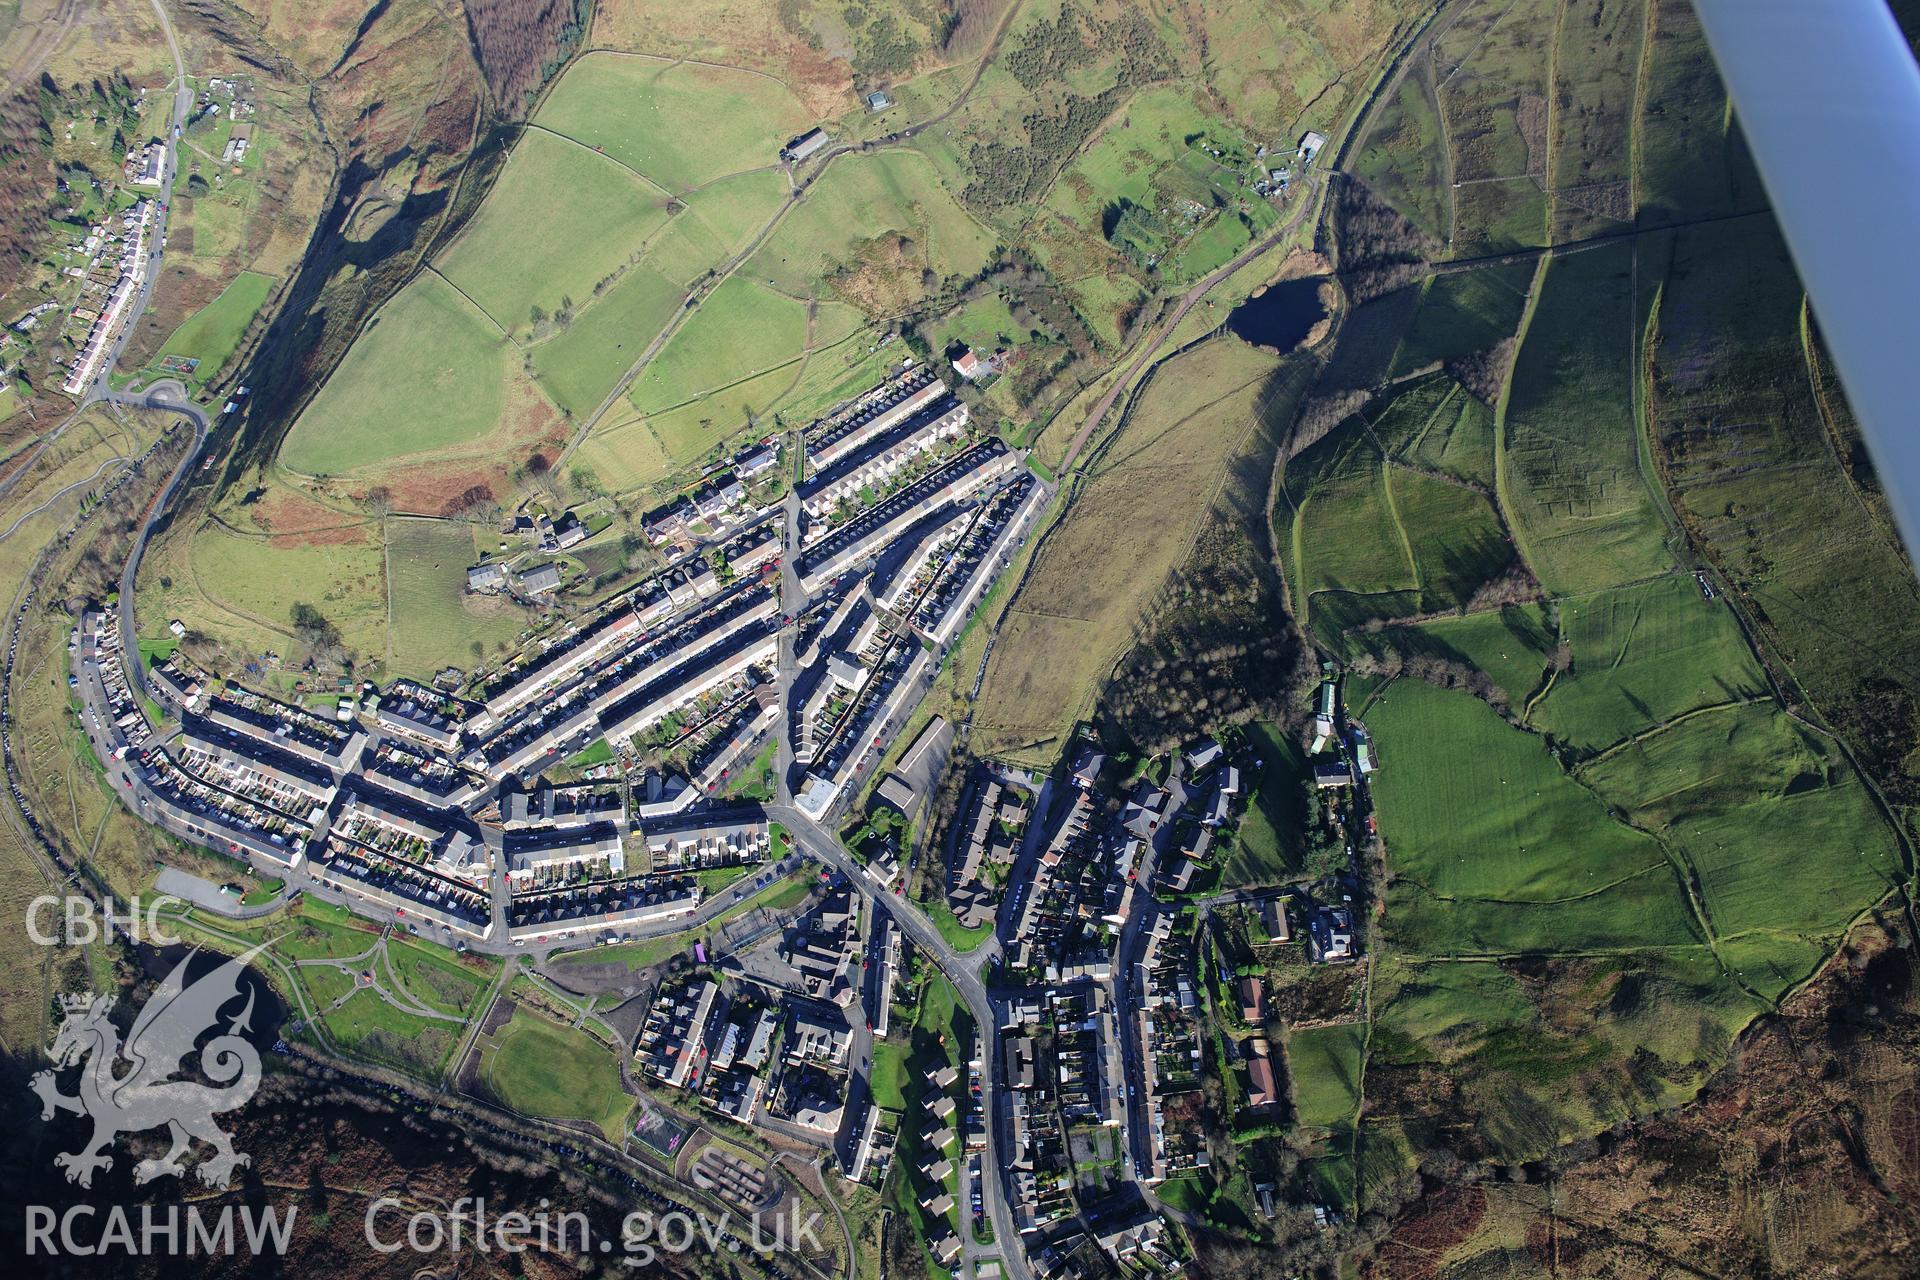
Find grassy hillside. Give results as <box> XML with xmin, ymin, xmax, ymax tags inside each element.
<box><xmin>1500</xmin><ymin>245</ymin><xmax>1671</xmax><ymax>596</ymax></box>
<box><xmin>1530</xmin><ymin>574</ymin><xmax>1766</xmax><ymax>754</ymax></box>
<box><xmin>279</xmin><ymin>274</ymin><xmax>513</xmax><ymax>476</ymax></box>
<box><xmin>532</xmin><ymin>54</ymin><xmax>811</xmax><ymax>191</ymax></box>
<box><xmin>1256</xmin><ymin>0</ymin><xmax>1920</xmax><ymax>1214</ymax></box>
<box><xmin>435</xmin><ymin>129</ymin><xmax>674</xmax><ymax>335</ymax></box>
<box><xmin>972</xmin><ymin>336</ymin><xmax>1284</xmax><ymax>762</ymax></box>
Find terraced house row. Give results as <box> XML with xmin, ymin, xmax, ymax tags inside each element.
<box><xmin>73</xmin><ymin>357</ymin><xmax>1052</xmax><ymax>960</ymax></box>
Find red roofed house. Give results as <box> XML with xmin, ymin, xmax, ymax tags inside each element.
<box><xmin>1238</xmin><ymin>976</ymin><xmax>1266</xmax><ymax>1024</ymax></box>
<box><xmin>1246</xmin><ymin>1038</ymin><xmax>1280</xmax><ymax>1109</ymax></box>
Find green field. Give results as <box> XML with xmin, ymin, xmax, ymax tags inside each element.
<box><xmin>1399</xmin><ymin>604</ymin><xmax>1555</xmax><ymax>708</ymax></box>
<box><xmin>1388</xmin><ymin>862</ymin><xmax>1704</xmax><ymax>957</ymax></box>
<box><xmin>1295</xmin><ymin>441</ymin><xmax>1411</xmax><ymax>600</ymax></box>
<box><xmin>1221</xmin><ymin>723</ymin><xmax>1308</xmax><ymax>886</ymax></box>
<box><xmin>1288</xmin><ymin>1023</ymin><xmax>1366</xmax><ymax>1130</ymax></box>
<box><xmin>1371</xmin><ymin>958</ymin><xmax>1535</xmax><ymax>1064</ymax></box>
<box><xmin>1062</xmin><ymin>269</ymin><xmax>1149</xmax><ymax>350</ymax></box>
<box><xmin>572</xmin><ymin>414</ymin><xmax>678</xmax><ymax>494</ymax></box>
<box><xmin>535</xmin><ymin>55</ymin><xmax>811</xmax><ymax>192</ymax></box>
<box><xmin>1402</xmin><ymin>388</ymin><xmax>1497</xmax><ymax>490</ymax></box>
<box><xmin>150</xmin><ymin>498</ymin><xmax>535</xmax><ymax>685</ymax></box>
<box><xmin>1634</xmin><ymin>0</ymin><xmax>1765</xmax><ymax>225</ymax></box>
<box><xmin>973</xmin><ymin>338</ymin><xmax>1291</xmax><ymax>759</ymax></box>
<box><xmin>1353</xmin><ymin>377</ymin><xmax>1451</xmax><ymax>456</ymax></box>
<box><xmin>640</xmin><ymin>362</ymin><xmax>798</xmax><ymax>470</ymax></box>
<box><xmin>565</xmin><ymin>738</ymin><xmax>614</xmax><ymax>769</ymax></box>
<box><xmin>1045</xmin><ymin>87</ymin><xmax>1216</xmax><ymax>229</ymax></box>
<box><xmin>1390</xmin><ymin>265</ymin><xmax>1537</xmax><ymax>385</ymax></box>
<box><xmin>277</xmin><ymin>903</ymin><xmax>384</xmax><ymax>962</ymax></box>
<box><xmin>1364</xmin><ymin>679</ymin><xmax>1699</xmax><ymax>954</ymax></box>
<box><xmin>169</xmin><ymin>901</ymin><xmax>487</xmax><ymax>1081</ymax></box>
<box><xmin>184</xmin><ymin>520</ymin><xmax>389</xmax><ymax>663</ymax></box>
<box><xmin>298</xmin><ymin>964</ymin><xmax>359</xmax><ymax>1010</ymax></box>
<box><xmin>150</xmin><ymin>270</ymin><xmax>274</xmax><ymax>389</ymax></box>
<box><xmin>481</xmin><ymin>1008</ymin><xmax>634</xmax><ymax>1142</ymax></box>
<box><xmin>528</xmin><ymin>264</ymin><xmax>684</xmax><ymax>417</ymax></box>
<box><xmin>1391</xmin><ymin>468</ymin><xmax>1513</xmax><ymax>606</ymax></box>
<box><xmin>758</xmin><ymin>329</ymin><xmax>902</xmax><ymax>426</ymax></box>
<box><xmin>384</xmin><ymin>518</ymin><xmax>530</xmax><ymax>677</ymax></box>
<box><xmin>1647</xmin><ymin>214</ymin><xmax>1920</xmax><ymax>805</ymax></box>
<box><xmin>1318</xmin><ymin>285</ymin><xmax>1425</xmax><ymax>395</ymax></box>
<box><xmin>308</xmin><ymin>987</ymin><xmax>463</xmax><ymax>1077</ymax></box>
<box><xmin>1350</xmin><ymin>68</ymin><xmax>1448</xmax><ymax>243</ymax></box>
<box><xmin>747</xmin><ymin>149</ymin><xmax>997</xmax><ymax>304</ymax></box>
<box><xmin>436</xmin><ymin>129</ymin><xmax>673</xmax><ymax>335</ymax></box>
<box><xmin>1427</xmin><ymin>0</ymin><xmax>1558</xmax><ymax>253</ymax></box>
<box><xmin>1531</xmin><ymin>574</ymin><xmax>1765</xmax><ymax>754</ymax></box>
<box><xmin>1284</xmin><ymin>389</ymin><xmax>1515</xmax><ymax>641</ymax></box>
<box><xmin>1369</xmin><ymin>946</ymin><xmax>1755</xmax><ymax>1159</ymax></box>
<box><xmin>1365</xmin><ymin>376</ymin><xmax>1500</xmax><ymax>489</ymax></box>
<box><xmin>1580</xmin><ymin>703</ymin><xmax>1903</xmax><ymax>962</ymax></box>
<box><xmin>279</xmin><ymin>273</ymin><xmax>509</xmax><ymax>476</ymax></box>
<box><xmin>892</xmin><ymin>972</ymin><xmax>973</xmax><ymax>1268</ymax></box>
<box><xmin>608</xmin><ymin>307</ymin><xmax>880</xmax><ymax>478</ymax></box>
<box><xmin>648</xmin><ymin>169</ymin><xmax>790</xmax><ymax>286</ymax></box>
<box><xmin>1039</xmin><ymin>85</ymin><xmax>1276</xmax><ymax>284</ymax></box>
<box><xmin>384</xmin><ymin>938</ymin><xmax>489</xmax><ymax>1016</ymax></box>
<box><xmin>1545</xmin><ymin>0</ymin><xmax>1644</xmax><ymax>241</ymax></box>
<box><xmin>629</xmin><ymin>276</ymin><xmax>809</xmax><ymax>414</ymax></box>
<box><xmin>1500</xmin><ymin>246</ymin><xmax>1671</xmax><ymax>595</ymax></box>
<box><xmin>1179</xmin><ymin>0</ymin><xmax>1419</xmax><ymax>141</ymax></box>
<box><xmin>870</xmin><ymin>1039</ymin><xmax>910</xmax><ymax>1110</ymax></box>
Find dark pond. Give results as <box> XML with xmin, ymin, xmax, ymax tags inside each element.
<box><xmin>139</xmin><ymin>941</ymin><xmax>288</xmax><ymax>1051</ymax></box>
<box><xmin>1227</xmin><ymin>276</ymin><xmax>1330</xmax><ymax>350</ymax></box>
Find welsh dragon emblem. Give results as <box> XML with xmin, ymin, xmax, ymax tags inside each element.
<box><xmin>31</xmin><ymin>946</ymin><xmax>266</xmax><ymax>1189</ymax></box>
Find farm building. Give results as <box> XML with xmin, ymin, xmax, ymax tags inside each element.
<box><xmin>783</xmin><ymin>128</ymin><xmax>830</xmax><ymax>164</ymax></box>
<box><xmin>222</xmin><ymin>124</ymin><xmax>254</xmax><ymax>165</ymax></box>
<box><xmin>1350</xmin><ymin>722</ymin><xmax>1376</xmax><ymax>774</ymax></box>
<box><xmin>1312</xmin><ymin>759</ymin><xmax>1354</xmax><ymax>789</ymax></box>
<box><xmin>865</xmin><ymin>90</ymin><xmax>893</xmax><ymax>111</ymax></box>
<box><xmin>1310</xmin><ymin>678</ymin><xmax>1337</xmax><ymax>753</ymax></box>
<box><xmin>1298</xmin><ymin>130</ymin><xmax>1327</xmax><ymax>162</ymax></box>
<box><xmin>516</xmin><ymin>563</ymin><xmax>562</xmax><ymax>595</ymax></box>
